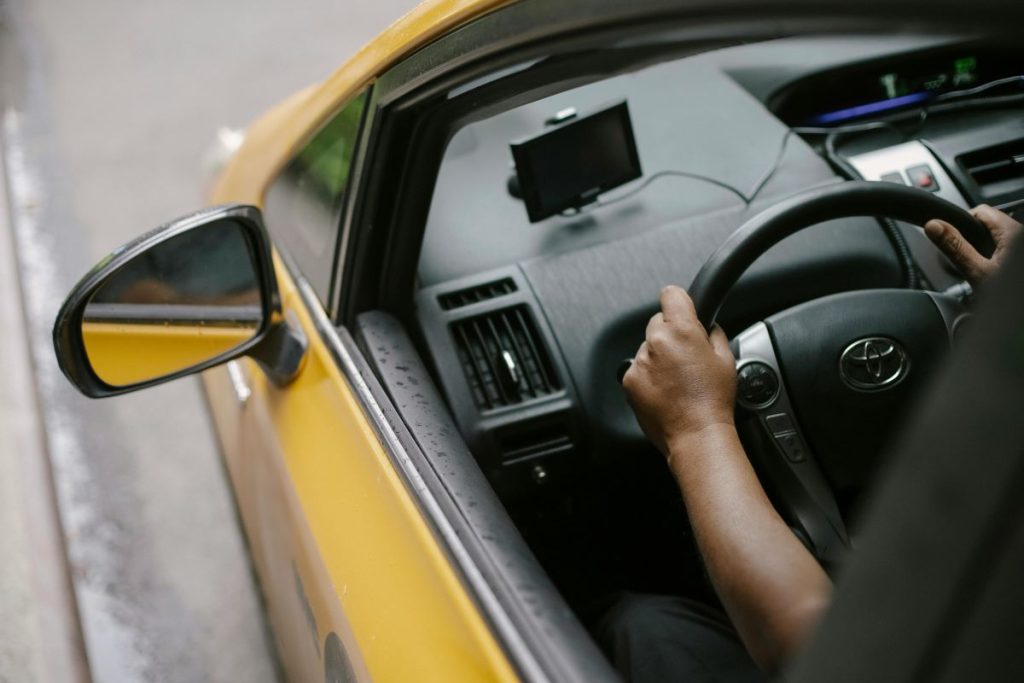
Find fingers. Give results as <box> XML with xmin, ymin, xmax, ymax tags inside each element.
<box><xmin>924</xmin><ymin>218</ymin><xmax>989</xmax><ymax>283</ymax></box>
<box><xmin>624</xmin><ymin>341</ymin><xmax>650</xmax><ymax>388</ymax></box>
<box><xmin>971</xmin><ymin>204</ymin><xmax>1024</xmax><ymax>247</ymax></box>
<box><xmin>646</xmin><ymin>312</ymin><xmax>663</xmax><ymax>338</ymax></box>
<box><xmin>970</xmin><ymin>204</ymin><xmax>1002</xmax><ymax>231</ymax></box>
<box><xmin>659</xmin><ymin>285</ymin><xmax>697</xmax><ymax>324</ymax></box>
<box><xmin>709</xmin><ymin>324</ymin><xmax>734</xmax><ymax>362</ymax></box>
<box><xmin>644</xmin><ymin>312</ymin><xmax>674</xmax><ymax>355</ymax></box>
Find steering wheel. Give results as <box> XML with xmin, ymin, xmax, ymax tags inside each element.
<box><xmin>688</xmin><ymin>181</ymin><xmax>992</xmax><ymax>563</ymax></box>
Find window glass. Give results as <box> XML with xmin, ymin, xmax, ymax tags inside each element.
<box><xmin>264</xmin><ymin>90</ymin><xmax>368</xmax><ymax>305</ymax></box>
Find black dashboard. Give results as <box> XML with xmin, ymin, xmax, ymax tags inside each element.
<box><xmin>413</xmin><ymin>35</ymin><xmax>1024</xmax><ymax>503</ymax></box>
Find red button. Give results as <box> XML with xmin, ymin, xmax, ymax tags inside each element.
<box><xmin>906</xmin><ymin>164</ymin><xmax>940</xmax><ymax>192</ymax></box>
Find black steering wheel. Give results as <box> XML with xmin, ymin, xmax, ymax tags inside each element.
<box><xmin>687</xmin><ymin>181</ymin><xmax>992</xmax><ymax>563</ymax></box>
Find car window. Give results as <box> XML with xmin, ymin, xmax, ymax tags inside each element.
<box><xmin>264</xmin><ymin>90</ymin><xmax>368</xmax><ymax>305</ymax></box>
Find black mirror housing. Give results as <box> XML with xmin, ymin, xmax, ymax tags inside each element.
<box><xmin>53</xmin><ymin>204</ymin><xmax>284</xmax><ymax>398</ymax></box>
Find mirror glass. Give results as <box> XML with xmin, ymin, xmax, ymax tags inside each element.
<box><xmin>81</xmin><ymin>219</ymin><xmax>263</xmax><ymax>387</ymax></box>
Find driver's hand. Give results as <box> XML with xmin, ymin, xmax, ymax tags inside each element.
<box><xmin>924</xmin><ymin>204</ymin><xmax>1022</xmax><ymax>286</ymax></box>
<box><xmin>623</xmin><ymin>286</ymin><xmax>737</xmax><ymax>458</ymax></box>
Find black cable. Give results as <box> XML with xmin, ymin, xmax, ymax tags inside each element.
<box><xmin>817</xmin><ymin>129</ymin><xmax>921</xmax><ymax>288</ymax></box>
<box><xmin>792</xmin><ymin>120</ymin><xmax>906</xmax><ymax>137</ymax></box>
<box><xmin>813</xmin><ymin>95</ymin><xmax>1024</xmax><ymax>175</ymax></box>
<box><xmin>882</xmin><ymin>217</ymin><xmax>921</xmax><ymax>289</ymax></box>
<box><xmin>801</xmin><ymin>81</ymin><xmax>1024</xmax><ymax>149</ymax></box>
<box><xmin>595</xmin><ymin>169</ymin><xmax>750</xmax><ymax>207</ymax></box>
<box><xmin>798</xmin><ymin>75</ymin><xmax>1024</xmax><ymax>141</ymax></box>
<box><xmin>745</xmin><ymin>129</ymin><xmax>795</xmax><ymax>202</ymax></box>
<box><xmin>930</xmin><ymin>74</ymin><xmax>1024</xmax><ymax>106</ymax></box>
<box><xmin>823</xmin><ymin>128</ymin><xmax>864</xmax><ymax>179</ymax></box>
<box><xmin>904</xmin><ymin>92</ymin><xmax>1024</xmax><ymax>137</ymax></box>
<box><xmin>596</xmin><ymin>127</ymin><xmax>795</xmax><ymax>210</ymax></box>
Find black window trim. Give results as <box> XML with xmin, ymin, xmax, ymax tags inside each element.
<box><xmin>264</xmin><ymin>84</ymin><xmax>373</xmax><ymax>308</ymax></box>
<box><xmin>326</xmin><ymin>84</ymin><xmax>378</xmax><ymax>315</ymax></box>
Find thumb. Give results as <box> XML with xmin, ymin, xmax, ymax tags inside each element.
<box><xmin>924</xmin><ymin>219</ymin><xmax>989</xmax><ymax>283</ymax></box>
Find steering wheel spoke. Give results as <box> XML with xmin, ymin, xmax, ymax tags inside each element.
<box><xmin>734</xmin><ymin>322</ymin><xmax>849</xmax><ymax>563</ymax></box>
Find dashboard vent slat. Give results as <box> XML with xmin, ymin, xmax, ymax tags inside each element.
<box><xmin>471</xmin><ymin>318</ymin><xmax>505</xmax><ymax>407</ymax></box>
<box><xmin>959</xmin><ymin>139</ymin><xmax>1024</xmax><ymax>200</ymax></box>
<box><xmin>481</xmin><ymin>317</ymin><xmax>514</xmax><ymax>405</ymax></box>
<box><xmin>513</xmin><ymin>307</ymin><xmax>555</xmax><ymax>393</ymax></box>
<box><xmin>497</xmin><ymin>311</ymin><xmax>537</xmax><ymax>396</ymax></box>
<box><xmin>455</xmin><ymin>324</ymin><xmax>492</xmax><ymax>409</ymax></box>
<box><xmin>438</xmin><ymin>277</ymin><xmax>517</xmax><ymax>310</ymax></box>
<box><xmin>451</xmin><ymin>305</ymin><xmax>561</xmax><ymax>410</ymax></box>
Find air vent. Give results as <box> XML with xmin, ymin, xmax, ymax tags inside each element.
<box><xmin>451</xmin><ymin>306</ymin><xmax>560</xmax><ymax>410</ymax></box>
<box><xmin>438</xmin><ymin>278</ymin><xmax>517</xmax><ymax>311</ymax></box>
<box><xmin>959</xmin><ymin>139</ymin><xmax>1024</xmax><ymax>200</ymax></box>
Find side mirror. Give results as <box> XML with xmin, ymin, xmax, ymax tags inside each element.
<box><xmin>53</xmin><ymin>204</ymin><xmax>305</xmax><ymax>398</ymax></box>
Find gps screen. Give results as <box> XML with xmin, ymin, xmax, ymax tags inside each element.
<box><xmin>511</xmin><ymin>102</ymin><xmax>642</xmax><ymax>222</ymax></box>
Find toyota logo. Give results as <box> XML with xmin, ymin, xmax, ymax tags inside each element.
<box><xmin>839</xmin><ymin>337</ymin><xmax>909</xmax><ymax>392</ymax></box>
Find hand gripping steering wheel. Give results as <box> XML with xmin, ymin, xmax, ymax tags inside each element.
<box><xmin>683</xmin><ymin>181</ymin><xmax>990</xmax><ymax>563</ymax></box>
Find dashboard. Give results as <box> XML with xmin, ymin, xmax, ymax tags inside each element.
<box><xmin>413</xmin><ymin>35</ymin><xmax>1024</xmax><ymax>503</ymax></box>
<box><xmin>770</xmin><ymin>44</ymin><xmax>1024</xmax><ymax>126</ymax></box>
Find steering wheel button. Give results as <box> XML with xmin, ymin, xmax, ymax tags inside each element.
<box><xmin>736</xmin><ymin>361</ymin><xmax>779</xmax><ymax>408</ymax></box>
<box><xmin>765</xmin><ymin>413</ymin><xmax>794</xmax><ymax>435</ymax></box>
<box><xmin>773</xmin><ymin>431</ymin><xmax>806</xmax><ymax>463</ymax></box>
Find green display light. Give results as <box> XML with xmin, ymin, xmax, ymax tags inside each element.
<box><xmin>954</xmin><ymin>56</ymin><xmax>978</xmax><ymax>74</ymax></box>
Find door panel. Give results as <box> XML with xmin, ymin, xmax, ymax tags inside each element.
<box><xmin>202</xmin><ymin>257</ymin><xmax>519</xmax><ymax>682</ymax></box>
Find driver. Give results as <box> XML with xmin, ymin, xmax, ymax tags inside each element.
<box><xmin>602</xmin><ymin>205</ymin><xmax>1022</xmax><ymax>682</ymax></box>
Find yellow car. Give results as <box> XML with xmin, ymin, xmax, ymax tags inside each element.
<box><xmin>52</xmin><ymin>0</ymin><xmax>1024</xmax><ymax>681</ymax></box>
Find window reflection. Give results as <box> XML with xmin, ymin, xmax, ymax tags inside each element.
<box><xmin>82</xmin><ymin>220</ymin><xmax>263</xmax><ymax>386</ymax></box>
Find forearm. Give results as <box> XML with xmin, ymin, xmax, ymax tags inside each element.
<box><xmin>667</xmin><ymin>424</ymin><xmax>831</xmax><ymax>673</ymax></box>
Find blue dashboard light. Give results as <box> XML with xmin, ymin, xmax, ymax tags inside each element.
<box><xmin>808</xmin><ymin>91</ymin><xmax>931</xmax><ymax>125</ymax></box>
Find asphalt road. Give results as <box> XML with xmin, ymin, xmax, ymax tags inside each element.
<box><xmin>1</xmin><ymin>0</ymin><xmax>419</xmax><ymax>680</ymax></box>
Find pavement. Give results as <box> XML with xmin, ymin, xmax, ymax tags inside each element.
<box><xmin>0</xmin><ymin>0</ymin><xmax>419</xmax><ymax>680</ymax></box>
<box><xmin>0</xmin><ymin>107</ymin><xmax>87</xmax><ymax>683</ymax></box>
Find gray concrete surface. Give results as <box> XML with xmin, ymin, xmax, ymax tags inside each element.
<box><xmin>0</xmin><ymin>126</ymin><xmax>88</xmax><ymax>683</ymax></box>
<box><xmin>1</xmin><ymin>0</ymin><xmax>419</xmax><ymax>680</ymax></box>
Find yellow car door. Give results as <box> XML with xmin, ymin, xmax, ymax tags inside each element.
<box><xmin>195</xmin><ymin>1</ymin><xmax>621</xmax><ymax>679</ymax></box>
<box><xmin>200</xmin><ymin>89</ymin><xmax>519</xmax><ymax>680</ymax></box>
